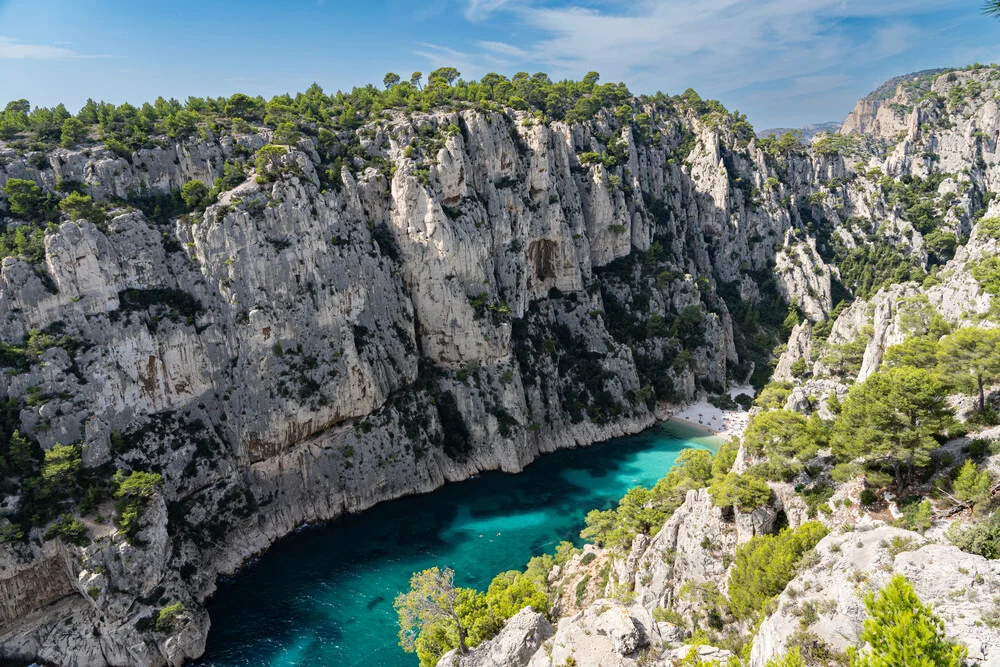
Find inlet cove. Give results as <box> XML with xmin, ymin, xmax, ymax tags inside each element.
<box><xmin>196</xmin><ymin>422</ymin><xmax>717</xmax><ymax>666</ymax></box>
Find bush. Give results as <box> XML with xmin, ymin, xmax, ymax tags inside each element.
<box><xmin>755</xmin><ymin>381</ymin><xmax>794</xmax><ymax>409</ymax></box>
<box><xmin>44</xmin><ymin>513</ymin><xmax>89</xmax><ymax>546</ymax></box>
<box><xmin>848</xmin><ymin>575</ymin><xmax>966</xmax><ymax>666</ymax></box>
<box><xmin>728</xmin><ymin>522</ymin><xmax>828</xmax><ymax>620</ymax></box>
<box><xmin>254</xmin><ymin>144</ymin><xmax>289</xmax><ymax>183</ymax></box>
<box><xmin>947</xmin><ymin>514</ymin><xmax>1000</xmax><ymax>558</ymax></box>
<box><xmin>4</xmin><ymin>178</ymin><xmax>57</xmax><ymax>222</ymax></box>
<box><xmin>155</xmin><ymin>602</ymin><xmax>186</xmax><ymax>632</ymax></box>
<box><xmin>59</xmin><ymin>191</ymin><xmax>106</xmax><ymax>224</ymax></box>
<box><xmin>41</xmin><ymin>443</ymin><xmax>81</xmax><ymax>491</ymax></box>
<box><xmin>859</xmin><ymin>489</ymin><xmax>878</xmax><ymax>507</ymax></box>
<box><xmin>953</xmin><ymin>460</ymin><xmax>991</xmax><ymax>504</ymax></box>
<box><xmin>708</xmin><ymin>393</ymin><xmax>737</xmax><ymax>410</ymax></box>
<box><xmin>180</xmin><ymin>180</ymin><xmax>215</xmax><ymax>210</ymax></box>
<box><xmin>709</xmin><ymin>472</ymin><xmax>772</xmax><ymax>512</ymax></box>
<box><xmin>114</xmin><ymin>470</ymin><xmax>162</xmax><ymax>539</ymax></box>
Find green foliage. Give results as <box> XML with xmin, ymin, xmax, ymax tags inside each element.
<box><xmin>272</xmin><ymin>121</ymin><xmax>302</xmax><ymax>145</ymax></box>
<box><xmin>832</xmin><ymin>367</ymin><xmax>952</xmax><ymax>493</ymax></box>
<box><xmin>743</xmin><ymin>409</ymin><xmax>825</xmax><ymax>464</ymax></box>
<box><xmin>883</xmin><ymin>336</ymin><xmax>939</xmax><ymax>371</ymax></box>
<box><xmin>758</xmin><ymin>130</ymin><xmax>804</xmax><ymax>157</ymax></box>
<box><xmin>156</xmin><ymin>602</ymin><xmax>186</xmax><ymax>632</ymax></box>
<box><xmin>395</xmin><ymin>567</ymin><xmax>471</xmax><ymax>661</ymax></box>
<box><xmin>41</xmin><ymin>443</ymin><xmax>81</xmax><ymax>490</ymax></box>
<box><xmin>936</xmin><ymin>327</ymin><xmax>1000</xmax><ymax>412</ymax></box>
<box><xmin>848</xmin><ymin>574</ymin><xmax>966</xmax><ymax>667</ymax></box>
<box><xmin>755</xmin><ymin>381</ymin><xmax>794</xmax><ymax>410</ymax></box>
<box><xmin>953</xmin><ymin>460</ymin><xmax>991</xmax><ymax>503</ymax></box>
<box><xmin>765</xmin><ymin>648</ymin><xmax>805</xmax><ymax>667</ymax></box>
<box><xmin>781</xmin><ymin>299</ymin><xmax>801</xmax><ymax>337</ymax></box>
<box><xmin>180</xmin><ymin>179</ymin><xmax>216</xmax><ymax>210</ymax></box>
<box><xmin>979</xmin><ymin>216</ymin><xmax>1000</xmax><ymax>241</ymax></box>
<box><xmin>214</xmin><ymin>160</ymin><xmax>247</xmax><ymax>192</ymax></box>
<box><xmin>728</xmin><ymin>522</ymin><xmax>828</xmax><ymax>621</ymax></box>
<box><xmin>709</xmin><ymin>472</ymin><xmax>772</xmax><ymax>511</ymax></box>
<box><xmin>254</xmin><ymin>144</ymin><xmax>290</xmax><ymax>183</ymax></box>
<box><xmin>970</xmin><ymin>254</ymin><xmax>1000</xmax><ymax>296</ymax></box>
<box><xmin>60</xmin><ymin>116</ymin><xmax>87</xmax><ymax>147</ymax></box>
<box><xmin>4</xmin><ymin>178</ymin><xmax>57</xmax><ymax>222</ymax></box>
<box><xmin>820</xmin><ymin>325</ymin><xmax>872</xmax><ymax>380</ymax></box>
<box><xmin>113</xmin><ymin>470</ymin><xmax>162</xmax><ymax>539</ymax></box>
<box><xmin>897</xmin><ymin>498</ymin><xmax>933</xmax><ymax>533</ymax></box>
<box><xmin>59</xmin><ymin>191</ymin><xmax>106</xmax><ymax>225</ymax></box>
<box><xmin>813</xmin><ymin>133</ymin><xmax>857</xmax><ymax>156</ymax></box>
<box><xmin>581</xmin><ymin>448</ymin><xmax>714</xmax><ymax>549</ymax></box>
<box><xmin>836</xmin><ymin>241</ymin><xmax>921</xmax><ymax>301</ymax></box>
<box><xmin>947</xmin><ymin>513</ymin><xmax>1000</xmax><ymax>558</ymax></box>
<box><xmin>44</xmin><ymin>513</ymin><xmax>89</xmax><ymax>546</ymax></box>
<box><xmin>395</xmin><ymin>566</ymin><xmax>547</xmax><ymax>667</ymax></box>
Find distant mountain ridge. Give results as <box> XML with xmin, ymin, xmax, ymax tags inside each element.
<box><xmin>757</xmin><ymin>122</ymin><xmax>841</xmax><ymax>141</ymax></box>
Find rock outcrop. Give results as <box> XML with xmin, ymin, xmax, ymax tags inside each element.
<box><xmin>439</xmin><ymin>608</ymin><xmax>553</xmax><ymax>667</ymax></box>
<box><xmin>750</xmin><ymin>524</ymin><xmax>1000</xmax><ymax>666</ymax></box>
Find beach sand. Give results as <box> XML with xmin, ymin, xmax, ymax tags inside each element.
<box><xmin>668</xmin><ymin>384</ymin><xmax>755</xmax><ymax>441</ymax></box>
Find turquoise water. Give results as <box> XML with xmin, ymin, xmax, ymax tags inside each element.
<box><xmin>196</xmin><ymin>421</ymin><xmax>717</xmax><ymax>666</ymax></box>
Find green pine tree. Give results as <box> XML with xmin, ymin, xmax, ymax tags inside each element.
<box><xmin>849</xmin><ymin>574</ymin><xmax>966</xmax><ymax>667</ymax></box>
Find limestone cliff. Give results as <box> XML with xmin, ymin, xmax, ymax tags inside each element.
<box><xmin>4</xmin><ymin>64</ymin><xmax>1000</xmax><ymax>665</ymax></box>
<box><xmin>0</xmin><ymin>99</ymin><xmax>798</xmax><ymax>665</ymax></box>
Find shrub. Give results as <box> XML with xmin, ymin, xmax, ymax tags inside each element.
<box><xmin>254</xmin><ymin>144</ymin><xmax>289</xmax><ymax>183</ymax></box>
<box><xmin>155</xmin><ymin>602</ymin><xmax>186</xmax><ymax>632</ymax></box>
<box><xmin>848</xmin><ymin>575</ymin><xmax>966</xmax><ymax>666</ymax></box>
<box><xmin>41</xmin><ymin>443</ymin><xmax>81</xmax><ymax>491</ymax></box>
<box><xmin>44</xmin><ymin>514</ymin><xmax>89</xmax><ymax>546</ymax></box>
<box><xmin>114</xmin><ymin>470</ymin><xmax>162</xmax><ymax>539</ymax></box>
<box><xmin>180</xmin><ymin>180</ymin><xmax>215</xmax><ymax>210</ymax></box>
<box><xmin>4</xmin><ymin>178</ymin><xmax>57</xmax><ymax>222</ymax></box>
<box><xmin>859</xmin><ymin>489</ymin><xmax>878</xmax><ymax>507</ymax></box>
<box><xmin>728</xmin><ymin>521</ymin><xmax>828</xmax><ymax>620</ymax></box>
<box><xmin>755</xmin><ymin>381</ymin><xmax>794</xmax><ymax>410</ymax></box>
<box><xmin>766</xmin><ymin>648</ymin><xmax>805</xmax><ymax>667</ymax></box>
<box><xmin>60</xmin><ymin>117</ymin><xmax>87</xmax><ymax>147</ymax></box>
<box><xmin>709</xmin><ymin>472</ymin><xmax>772</xmax><ymax>512</ymax></box>
<box><xmin>947</xmin><ymin>514</ymin><xmax>1000</xmax><ymax>559</ymax></box>
<box><xmin>708</xmin><ymin>393</ymin><xmax>737</xmax><ymax>410</ymax></box>
<box><xmin>59</xmin><ymin>191</ymin><xmax>106</xmax><ymax>224</ymax></box>
<box><xmin>953</xmin><ymin>460</ymin><xmax>991</xmax><ymax>504</ymax></box>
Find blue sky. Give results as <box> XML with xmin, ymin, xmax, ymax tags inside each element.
<box><xmin>0</xmin><ymin>0</ymin><xmax>998</xmax><ymax>129</ymax></box>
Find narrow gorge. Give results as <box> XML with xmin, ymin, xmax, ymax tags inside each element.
<box><xmin>1</xmin><ymin>65</ymin><xmax>999</xmax><ymax>666</ymax></box>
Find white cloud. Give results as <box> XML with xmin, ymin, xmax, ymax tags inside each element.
<box><xmin>477</xmin><ymin>40</ymin><xmax>528</xmax><ymax>58</ymax></box>
<box><xmin>0</xmin><ymin>36</ymin><xmax>107</xmax><ymax>60</ymax></box>
<box><xmin>507</xmin><ymin>0</ymin><xmax>965</xmax><ymax>93</ymax></box>
<box><xmin>465</xmin><ymin>0</ymin><xmax>513</xmax><ymax>21</ymax></box>
<box><xmin>440</xmin><ymin>0</ymin><xmax>973</xmax><ymax>125</ymax></box>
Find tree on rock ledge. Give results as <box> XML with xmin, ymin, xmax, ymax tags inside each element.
<box><xmin>832</xmin><ymin>367</ymin><xmax>952</xmax><ymax>494</ymax></box>
<box><xmin>849</xmin><ymin>574</ymin><xmax>966</xmax><ymax>667</ymax></box>
<box><xmin>395</xmin><ymin>567</ymin><xmax>470</xmax><ymax>658</ymax></box>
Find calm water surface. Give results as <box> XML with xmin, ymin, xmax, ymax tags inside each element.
<box><xmin>196</xmin><ymin>421</ymin><xmax>717</xmax><ymax>666</ymax></box>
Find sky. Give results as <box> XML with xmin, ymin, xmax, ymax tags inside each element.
<box><xmin>0</xmin><ymin>0</ymin><xmax>999</xmax><ymax>129</ymax></box>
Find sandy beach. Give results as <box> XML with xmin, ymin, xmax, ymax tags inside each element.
<box><xmin>668</xmin><ymin>384</ymin><xmax>755</xmax><ymax>441</ymax></box>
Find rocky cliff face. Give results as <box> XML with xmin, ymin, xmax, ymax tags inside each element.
<box><xmin>434</xmin><ymin>65</ymin><xmax>1000</xmax><ymax>667</ymax></box>
<box><xmin>0</xmin><ymin>99</ymin><xmax>804</xmax><ymax>665</ymax></box>
<box><xmin>4</xmin><ymin>64</ymin><xmax>1000</xmax><ymax>666</ymax></box>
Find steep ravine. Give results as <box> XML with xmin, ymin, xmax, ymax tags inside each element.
<box><xmin>0</xmin><ymin>98</ymin><xmax>795</xmax><ymax>665</ymax></box>
<box><xmin>2</xmin><ymin>64</ymin><xmax>1000</xmax><ymax>665</ymax></box>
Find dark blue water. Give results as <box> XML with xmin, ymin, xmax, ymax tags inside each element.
<box><xmin>196</xmin><ymin>421</ymin><xmax>717</xmax><ymax>666</ymax></box>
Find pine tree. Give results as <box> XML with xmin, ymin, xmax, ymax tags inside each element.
<box><xmin>849</xmin><ymin>574</ymin><xmax>966</xmax><ymax>667</ymax></box>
